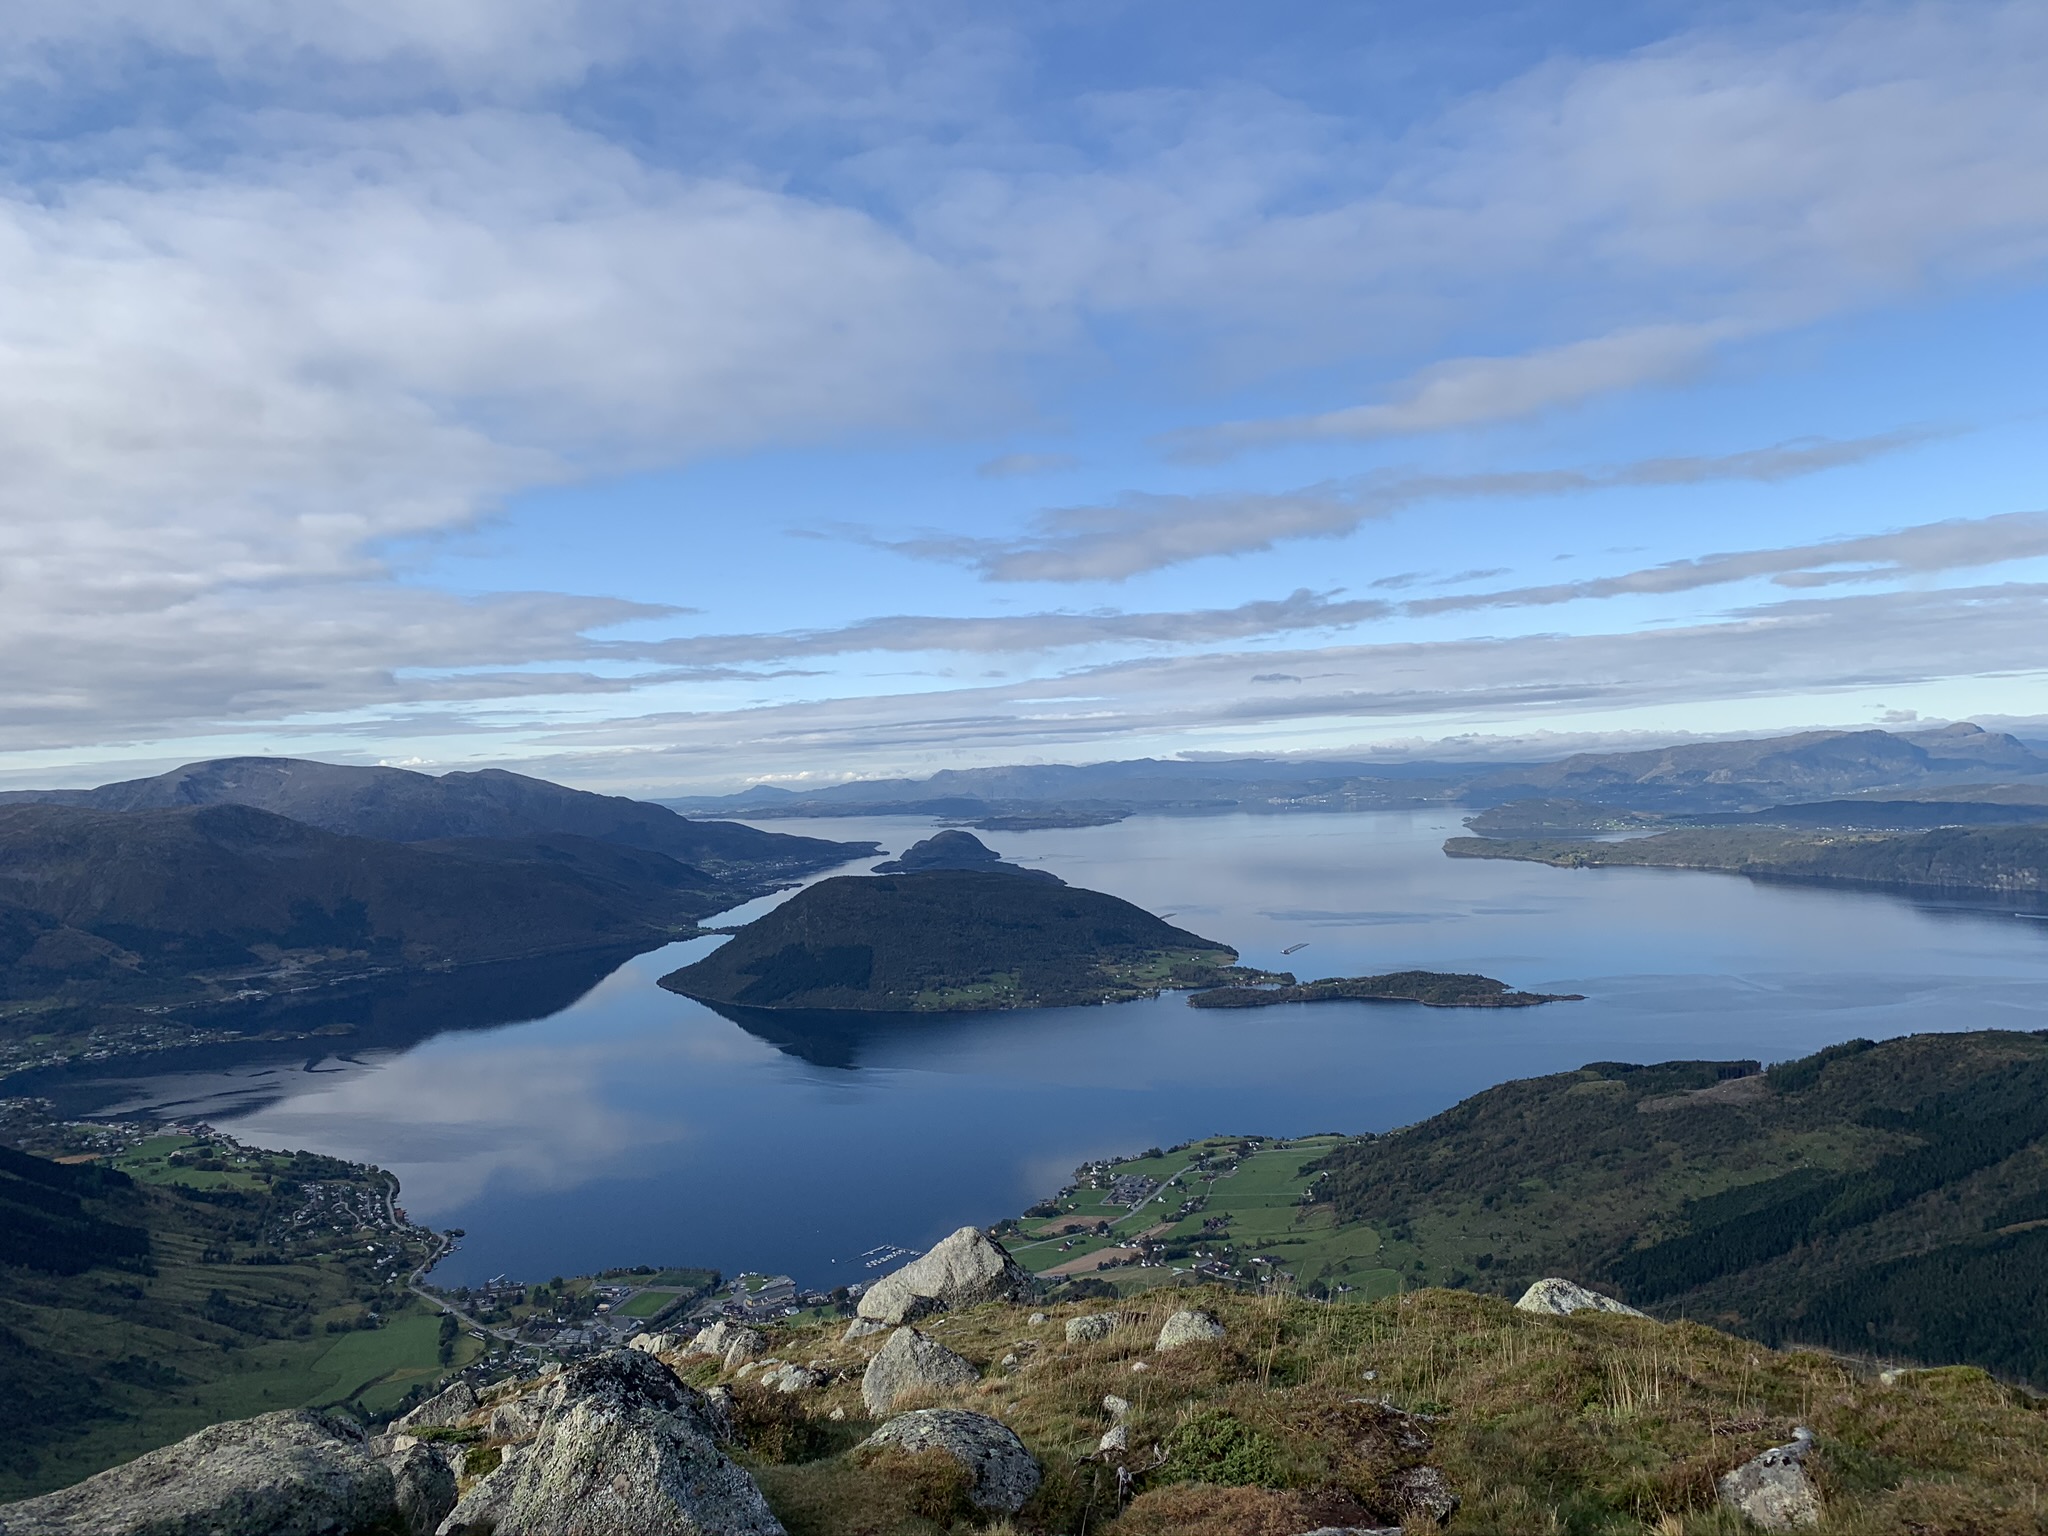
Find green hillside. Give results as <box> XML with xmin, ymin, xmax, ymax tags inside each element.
<box><xmin>0</xmin><ymin>1131</ymin><xmax>469</xmax><ymax>1500</ymax></box>
<box><xmin>1315</xmin><ymin>1031</ymin><xmax>2048</xmax><ymax>1384</ymax></box>
<box><xmin>660</xmin><ymin>871</ymin><xmax>1246</xmax><ymax>1012</ymax></box>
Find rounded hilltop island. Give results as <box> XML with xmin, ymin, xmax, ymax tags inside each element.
<box><xmin>658</xmin><ymin>865</ymin><xmax>1256</xmax><ymax>1012</ymax></box>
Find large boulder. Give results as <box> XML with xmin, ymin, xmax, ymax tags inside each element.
<box><xmin>1717</xmin><ymin>1430</ymin><xmax>1821</xmax><ymax>1531</ymax></box>
<box><xmin>1155</xmin><ymin>1309</ymin><xmax>1227</xmax><ymax>1351</ymax></box>
<box><xmin>435</xmin><ymin>1349</ymin><xmax>785</xmax><ymax>1536</ymax></box>
<box><xmin>1065</xmin><ymin>1313</ymin><xmax>1121</xmax><ymax>1344</ymax></box>
<box><xmin>857</xmin><ymin>1227</ymin><xmax>1033</xmax><ymax>1325</ymax></box>
<box><xmin>1514</xmin><ymin>1278</ymin><xmax>1644</xmax><ymax>1318</ymax></box>
<box><xmin>861</xmin><ymin>1327</ymin><xmax>980</xmax><ymax>1416</ymax></box>
<box><xmin>0</xmin><ymin>1409</ymin><xmax>404</xmax><ymax>1536</ymax></box>
<box><xmin>861</xmin><ymin>1409</ymin><xmax>1042</xmax><ymax>1513</ymax></box>
<box><xmin>721</xmin><ymin>1328</ymin><xmax>769</xmax><ymax>1371</ymax></box>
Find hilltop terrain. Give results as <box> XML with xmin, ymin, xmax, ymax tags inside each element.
<box><xmin>660</xmin><ymin>871</ymin><xmax>1248</xmax><ymax>1012</ymax></box>
<box><xmin>869</xmin><ymin>831</ymin><xmax>1060</xmax><ymax>882</ymax></box>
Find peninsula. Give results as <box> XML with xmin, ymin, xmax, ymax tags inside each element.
<box><xmin>1187</xmin><ymin>970</ymin><xmax>1582</xmax><ymax>1008</ymax></box>
<box><xmin>659</xmin><ymin>869</ymin><xmax>1252</xmax><ymax>1011</ymax></box>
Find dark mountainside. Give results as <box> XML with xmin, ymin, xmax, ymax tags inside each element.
<box><xmin>0</xmin><ymin>803</ymin><xmax>737</xmax><ymax>989</ymax></box>
<box><xmin>662</xmin><ymin>723</ymin><xmax>2048</xmax><ymax>823</ymax></box>
<box><xmin>869</xmin><ymin>829</ymin><xmax>1061</xmax><ymax>881</ymax></box>
<box><xmin>660</xmin><ymin>871</ymin><xmax>1244</xmax><ymax>1011</ymax></box>
<box><xmin>0</xmin><ymin>756</ymin><xmax>863</xmax><ymax>878</ymax></box>
<box><xmin>1445</xmin><ymin>824</ymin><xmax>2048</xmax><ymax>897</ymax></box>
<box><xmin>1315</xmin><ymin>1030</ymin><xmax>2048</xmax><ymax>1385</ymax></box>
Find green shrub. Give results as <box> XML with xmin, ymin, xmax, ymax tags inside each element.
<box><xmin>1161</xmin><ymin>1411</ymin><xmax>1285</xmax><ymax>1488</ymax></box>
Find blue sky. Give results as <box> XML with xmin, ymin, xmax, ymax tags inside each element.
<box><xmin>5</xmin><ymin>1</ymin><xmax>2048</xmax><ymax>791</ymax></box>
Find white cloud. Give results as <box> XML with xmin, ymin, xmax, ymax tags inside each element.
<box><xmin>863</xmin><ymin>433</ymin><xmax>1931</xmax><ymax>582</ymax></box>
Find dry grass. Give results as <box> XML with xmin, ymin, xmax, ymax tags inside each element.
<box><xmin>641</xmin><ymin>1287</ymin><xmax>2048</xmax><ymax>1535</ymax></box>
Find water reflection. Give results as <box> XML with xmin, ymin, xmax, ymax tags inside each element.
<box><xmin>19</xmin><ymin>810</ymin><xmax>2048</xmax><ymax>1288</ymax></box>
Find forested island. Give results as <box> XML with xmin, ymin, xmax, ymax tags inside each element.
<box><xmin>659</xmin><ymin>869</ymin><xmax>1256</xmax><ymax>1012</ymax></box>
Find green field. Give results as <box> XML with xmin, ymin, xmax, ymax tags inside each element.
<box><xmin>1006</xmin><ymin>1136</ymin><xmax>1402</xmax><ymax>1299</ymax></box>
<box><xmin>616</xmin><ymin>1289</ymin><xmax>676</xmax><ymax>1317</ymax></box>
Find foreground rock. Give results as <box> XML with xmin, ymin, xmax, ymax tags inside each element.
<box><xmin>861</xmin><ymin>1327</ymin><xmax>980</xmax><ymax>1415</ymax></box>
<box><xmin>857</xmin><ymin>1226</ymin><xmax>1034</xmax><ymax>1324</ymax></box>
<box><xmin>861</xmin><ymin>1409</ymin><xmax>1042</xmax><ymax>1513</ymax></box>
<box><xmin>436</xmin><ymin>1349</ymin><xmax>785</xmax><ymax>1536</ymax></box>
<box><xmin>1717</xmin><ymin>1430</ymin><xmax>1821</xmax><ymax>1531</ymax></box>
<box><xmin>1156</xmin><ymin>1308</ymin><xmax>1228</xmax><ymax>1350</ymax></box>
<box><xmin>1514</xmin><ymin>1278</ymin><xmax>1645</xmax><ymax>1318</ymax></box>
<box><xmin>386</xmin><ymin>1441</ymin><xmax>461</xmax><ymax>1535</ymax></box>
<box><xmin>0</xmin><ymin>1410</ymin><xmax>411</xmax><ymax>1536</ymax></box>
<box><xmin>1066</xmin><ymin>1312</ymin><xmax>1120</xmax><ymax>1343</ymax></box>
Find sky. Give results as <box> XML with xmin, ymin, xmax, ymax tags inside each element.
<box><xmin>4</xmin><ymin>0</ymin><xmax>2048</xmax><ymax>793</ymax></box>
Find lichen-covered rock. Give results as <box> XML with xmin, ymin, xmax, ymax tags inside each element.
<box><xmin>1514</xmin><ymin>1278</ymin><xmax>1645</xmax><ymax>1317</ymax></box>
<box><xmin>397</xmin><ymin>1379</ymin><xmax>481</xmax><ymax>1431</ymax></box>
<box><xmin>861</xmin><ymin>1409</ymin><xmax>1041</xmax><ymax>1513</ymax></box>
<box><xmin>383</xmin><ymin>1438</ymin><xmax>460</xmax><ymax>1534</ymax></box>
<box><xmin>861</xmin><ymin>1327</ymin><xmax>980</xmax><ymax>1415</ymax></box>
<box><xmin>0</xmin><ymin>1409</ymin><xmax>400</xmax><ymax>1536</ymax></box>
<box><xmin>1717</xmin><ymin>1431</ymin><xmax>1821</xmax><ymax>1531</ymax></box>
<box><xmin>1065</xmin><ymin>1313</ymin><xmax>1120</xmax><ymax>1343</ymax></box>
<box><xmin>1103</xmin><ymin>1393</ymin><xmax>1131</xmax><ymax>1421</ymax></box>
<box><xmin>1388</xmin><ymin>1465</ymin><xmax>1460</xmax><ymax>1525</ymax></box>
<box><xmin>856</xmin><ymin>1227</ymin><xmax>1034</xmax><ymax>1324</ymax></box>
<box><xmin>843</xmin><ymin>1317</ymin><xmax>888</xmax><ymax>1342</ymax></box>
<box><xmin>629</xmin><ymin>1330</ymin><xmax>687</xmax><ymax>1355</ymax></box>
<box><xmin>1097</xmin><ymin>1424</ymin><xmax>1128</xmax><ymax>1454</ymax></box>
<box><xmin>757</xmin><ymin>1364</ymin><xmax>826</xmax><ymax>1394</ymax></box>
<box><xmin>1156</xmin><ymin>1308</ymin><xmax>1228</xmax><ymax>1350</ymax></box>
<box><xmin>489</xmin><ymin>1397</ymin><xmax>547</xmax><ymax>1442</ymax></box>
<box><xmin>686</xmin><ymin>1320</ymin><xmax>735</xmax><ymax>1357</ymax></box>
<box><xmin>434</xmin><ymin>1349</ymin><xmax>784</xmax><ymax>1536</ymax></box>
<box><xmin>722</xmin><ymin>1327</ymin><xmax>769</xmax><ymax>1371</ymax></box>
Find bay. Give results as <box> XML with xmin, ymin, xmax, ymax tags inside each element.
<box><xmin>39</xmin><ymin>810</ymin><xmax>2048</xmax><ymax>1288</ymax></box>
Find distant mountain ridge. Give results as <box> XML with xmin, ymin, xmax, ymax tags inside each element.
<box><xmin>662</xmin><ymin>724</ymin><xmax>2048</xmax><ymax>822</ymax></box>
<box><xmin>0</xmin><ymin>757</ymin><xmax>861</xmax><ymax>877</ymax></box>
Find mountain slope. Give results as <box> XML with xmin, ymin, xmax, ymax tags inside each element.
<box><xmin>660</xmin><ymin>871</ymin><xmax>1239</xmax><ymax>1011</ymax></box>
<box><xmin>0</xmin><ymin>757</ymin><xmax>864</xmax><ymax>878</ymax></box>
<box><xmin>0</xmin><ymin>803</ymin><xmax>737</xmax><ymax>1011</ymax></box>
<box><xmin>1314</xmin><ymin>1030</ymin><xmax>2048</xmax><ymax>1384</ymax></box>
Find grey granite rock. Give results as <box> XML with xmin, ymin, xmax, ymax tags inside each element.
<box><xmin>722</xmin><ymin>1328</ymin><xmax>768</xmax><ymax>1371</ymax></box>
<box><xmin>861</xmin><ymin>1327</ymin><xmax>980</xmax><ymax>1416</ymax></box>
<box><xmin>1513</xmin><ymin>1278</ymin><xmax>1645</xmax><ymax>1318</ymax></box>
<box><xmin>1155</xmin><ymin>1308</ymin><xmax>1228</xmax><ymax>1351</ymax></box>
<box><xmin>0</xmin><ymin>1409</ymin><xmax>400</xmax><ymax>1536</ymax></box>
<box><xmin>861</xmin><ymin>1409</ymin><xmax>1041</xmax><ymax>1513</ymax></box>
<box><xmin>758</xmin><ymin>1364</ymin><xmax>827</xmax><ymax>1394</ymax></box>
<box><xmin>843</xmin><ymin>1318</ymin><xmax>888</xmax><ymax>1342</ymax></box>
<box><xmin>629</xmin><ymin>1330</ymin><xmax>687</xmax><ymax>1356</ymax></box>
<box><xmin>856</xmin><ymin>1227</ymin><xmax>1033</xmax><ymax>1324</ymax></box>
<box><xmin>383</xmin><ymin>1438</ymin><xmax>460</xmax><ymax>1535</ymax></box>
<box><xmin>1717</xmin><ymin>1430</ymin><xmax>1821</xmax><ymax>1531</ymax></box>
<box><xmin>1097</xmin><ymin>1424</ymin><xmax>1128</xmax><ymax>1454</ymax></box>
<box><xmin>433</xmin><ymin>1349</ymin><xmax>784</xmax><ymax>1536</ymax></box>
<box><xmin>397</xmin><ymin>1380</ymin><xmax>481</xmax><ymax>1431</ymax></box>
<box><xmin>1102</xmin><ymin>1394</ymin><xmax>1130</xmax><ymax>1421</ymax></box>
<box><xmin>1065</xmin><ymin>1313</ymin><xmax>1120</xmax><ymax>1343</ymax></box>
<box><xmin>1388</xmin><ymin>1465</ymin><xmax>1460</xmax><ymax>1525</ymax></box>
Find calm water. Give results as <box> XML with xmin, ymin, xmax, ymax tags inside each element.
<box><xmin>38</xmin><ymin>811</ymin><xmax>2048</xmax><ymax>1287</ymax></box>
